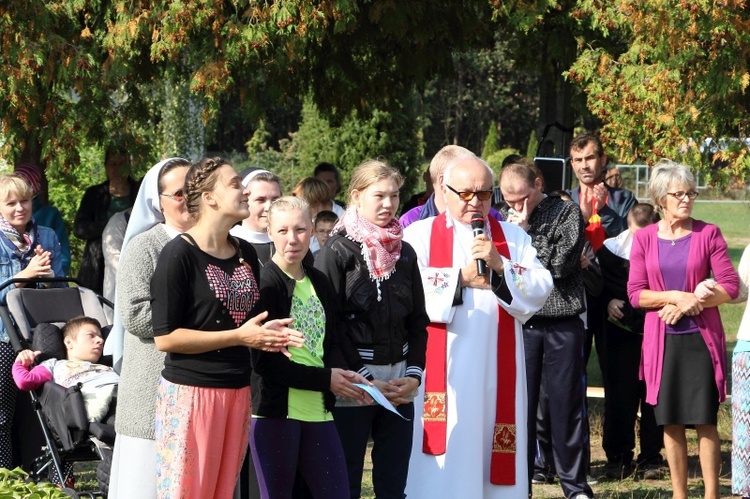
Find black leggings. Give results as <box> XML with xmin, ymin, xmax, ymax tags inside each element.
<box><xmin>0</xmin><ymin>341</ymin><xmax>17</xmax><ymax>469</ymax></box>
<box><xmin>251</xmin><ymin>418</ymin><xmax>348</xmax><ymax>499</ymax></box>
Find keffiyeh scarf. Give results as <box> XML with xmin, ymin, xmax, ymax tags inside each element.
<box><xmin>331</xmin><ymin>206</ymin><xmax>403</xmax><ymax>282</ymax></box>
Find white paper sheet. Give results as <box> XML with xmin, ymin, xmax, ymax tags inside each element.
<box><xmin>354</xmin><ymin>383</ymin><xmax>410</xmax><ymax>420</ymax></box>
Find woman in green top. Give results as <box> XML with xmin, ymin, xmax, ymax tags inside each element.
<box><xmin>251</xmin><ymin>196</ymin><xmax>368</xmax><ymax>498</ymax></box>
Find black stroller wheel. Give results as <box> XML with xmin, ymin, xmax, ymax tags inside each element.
<box><xmin>60</xmin><ymin>486</ymin><xmax>79</xmax><ymax>498</ymax></box>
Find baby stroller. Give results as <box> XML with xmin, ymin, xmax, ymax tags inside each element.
<box><xmin>0</xmin><ymin>277</ymin><xmax>115</xmax><ymax>498</ymax></box>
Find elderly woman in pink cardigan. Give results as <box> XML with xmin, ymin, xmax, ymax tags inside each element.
<box><xmin>628</xmin><ymin>160</ymin><xmax>738</xmax><ymax>499</ymax></box>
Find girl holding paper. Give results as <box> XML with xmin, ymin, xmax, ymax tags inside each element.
<box><xmin>314</xmin><ymin>160</ymin><xmax>429</xmax><ymax>499</ymax></box>
<box><xmin>251</xmin><ymin>196</ymin><xmax>369</xmax><ymax>498</ymax></box>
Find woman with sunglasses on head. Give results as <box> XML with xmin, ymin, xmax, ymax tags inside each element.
<box><xmin>628</xmin><ymin>160</ymin><xmax>738</xmax><ymax>499</ymax></box>
<box><xmin>315</xmin><ymin>159</ymin><xmax>429</xmax><ymax>499</ymax></box>
<box><xmin>150</xmin><ymin>157</ymin><xmax>304</xmax><ymax>499</ymax></box>
<box><xmin>107</xmin><ymin>158</ymin><xmax>193</xmax><ymax>498</ymax></box>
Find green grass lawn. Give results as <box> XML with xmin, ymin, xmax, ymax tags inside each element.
<box><xmin>693</xmin><ymin>201</ymin><xmax>750</xmax><ymax>243</ymax></box>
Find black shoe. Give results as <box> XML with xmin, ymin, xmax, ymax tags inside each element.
<box><xmin>531</xmin><ymin>471</ymin><xmax>555</xmax><ymax>484</ymax></box>
<box><xmin>637</xmin><ymin>460</ymin><xmax>668</xmax><ymax>480</ymax></box>
<box><xmin>604</xmin><ymin>460</ymin><xmax>634</xmax><ymax>480</ymax></box>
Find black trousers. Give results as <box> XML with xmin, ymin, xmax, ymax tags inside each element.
<box><xmin>333</xmin><ymin>403</ymin><xmax>414</xmax><ymax>499</ymax></box>
<box><xmin>602</xmin><ymin>321</ymin><xmax>663</xmax><ymax>463</ymax></box>
<box><xmin>533</xmin><ymin>373</ymin><xmax>556</xmax><ymax>477</ymax></box>
<box><xmin>524</xmin><ymin>317</ymin><xmax>592</xmax><ymax>498</ymax></box>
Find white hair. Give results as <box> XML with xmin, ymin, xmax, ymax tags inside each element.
<box><xmin>429</xmin><ymin>145</ymin><xmax>476</xmax><ymax>182</ymax></box>
<box><xmin>443</xmin><ymin>155</ymin><xmax>494</xmax><ymax>186</ymax></box>
<box><xmin>648</xmin><ymin>159</ymin><xmax>696</xmax><ymax>210</ymax></box>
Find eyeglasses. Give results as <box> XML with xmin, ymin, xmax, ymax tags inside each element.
<box><xmin>445</xmin><ymin>184</ymin><xmax>493</xmax><ymax>202</ymax></box>
<box><xmin>160</xmin><ymin>189</ymin><xmax>184</xmax><ymax>201</ymax></box>
<box><xmin>667</xmin><ymin>190</ymin><xmax>699</xmax><ymax>201</ymax></box>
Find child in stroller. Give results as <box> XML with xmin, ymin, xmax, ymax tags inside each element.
<box><xmin>13</xmin><ymin>316</ymin><xmax>118</xmax><ymax>424</ymax></box>
<box><xmin>12</xmin><ymin>315</ymin><xmax>118</xmax><ymax>494</ymax></box>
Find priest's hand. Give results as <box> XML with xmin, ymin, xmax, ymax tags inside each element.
<box><xmin>471</xmin><ymin>234</ymin><xmax>504</xmax><ymax>275</ymax></box>
<box><xmin>460</xmin><ymin>260</ymin><xmax>490</xmax><ymax>289</ymax></box>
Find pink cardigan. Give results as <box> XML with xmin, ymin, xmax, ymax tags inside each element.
<box><xmin>628</xmin><ymin>220</ymin><xmax>739</xmax><ymax>405</ymax></box>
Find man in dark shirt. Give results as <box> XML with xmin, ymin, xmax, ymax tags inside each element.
<box><xmin>567</xmin><ymin>133</ymin><xmax>637</xmax><ymax>238</ymax></box>
<box><xmin>499</xmin><ymin>160</ymin><xmax>593</xmax><ymax>499</ymax></box>
<box><xmin>566</xmin><ymin>133</ymin><xmax>639</xmax><ymax>479</ymax></box>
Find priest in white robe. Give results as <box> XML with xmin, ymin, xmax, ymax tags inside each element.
<box><xmin>403</xmin><ymin>156</ymin><xmax>552</xmax><ymax>499</ymax></box>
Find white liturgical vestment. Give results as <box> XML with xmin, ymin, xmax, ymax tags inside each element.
<box><xmin>403</xmin><ymin>214</ymin><xmax>552</xmax><ymax>499</ymax></box>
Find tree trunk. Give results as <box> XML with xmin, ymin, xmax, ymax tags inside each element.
<box><xmin>535</xmin><ymin>21</ymin><xmax>576</xmax><ymax>159</ymax></box>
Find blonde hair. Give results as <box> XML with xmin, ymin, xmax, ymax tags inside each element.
<box><xmin>184</xmin><ymin>157</ymin><xmax>232</xmax><ymax>220</ymax></box>
<box><xmin>267</xmin><ymin>196</ymin><xmax>313</xmax><ymax>226</ymax></box>
<box><xmin>0</xmin><ymin>174</ymin><xmax>34</xmax><ymax>201</ymax></box>
<box><xmin>292</xmin><ymin>177</ymin><xmax>330</xmax><ymax>206</ymax></box>
<box><xmin>347</xmin><ymin>159</ymin><xmax>404</xmax><ymax>205</ymax></box>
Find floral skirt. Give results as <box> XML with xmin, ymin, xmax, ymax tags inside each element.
<box><xmin>155</xmin><ymin>378</ymin><xmax>251</xmax><ymax>499</ymax></box>
<box><xmin>733</xmin><ymin>351</ymin><xmax>750</xmax><ymax>497</ymax></box>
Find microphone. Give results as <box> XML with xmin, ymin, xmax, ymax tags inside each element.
<box><xmin>470</xmin><ymin>213</ymin><xmax>487</xmax><ymax>276</ymax></box>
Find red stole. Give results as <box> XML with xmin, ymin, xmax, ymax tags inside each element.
<box><xmin>423</xmin><ymin>212</ymin><xmax>517</xmax><ymax>485</ymax></box>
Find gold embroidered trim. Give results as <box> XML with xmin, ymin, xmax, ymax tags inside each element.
<box><xmin>492</xmin><ymin>423</ymin><xmax>516</xmax><ymax>453</ymax></box>
<box><xmin>423</xmin><ymin>392</ymin><xmax>447</xmax><ymax>422</ymax></box>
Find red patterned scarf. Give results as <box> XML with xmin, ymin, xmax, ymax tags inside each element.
<box><xmin>331</xmin><ymin>207</ymin><xmax>403</xmax><ymax>281</ymax></box>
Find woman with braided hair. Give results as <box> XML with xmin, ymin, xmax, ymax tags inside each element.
<box><xmin>151</xmin><ymin>157</ymin><xmax>304</xmax><ymax>499</ymax></box>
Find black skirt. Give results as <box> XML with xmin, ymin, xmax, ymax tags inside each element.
<box><xmin>653</xmin><ymin>332</ymin><xmax>719</xmax><ymax>426</ymax></box>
